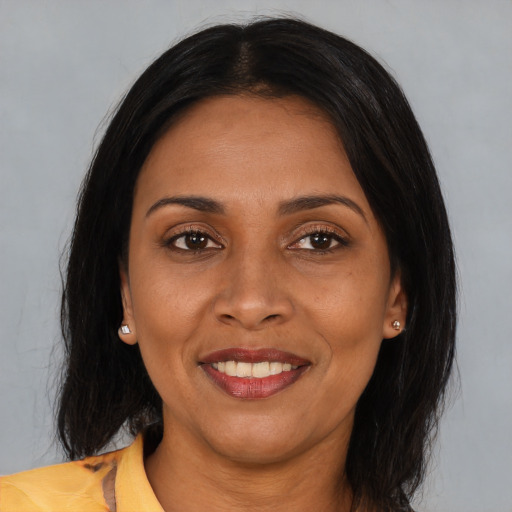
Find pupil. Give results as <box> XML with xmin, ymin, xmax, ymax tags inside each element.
<box><xmin>311</xmin><ymin>233</ymin><xmax>331</xmax><ymax>250</ymax></box>
<box><xmin>185</xmin><ymin>232</ymin><xmax>207</xmax><ymax>250</ymax></box>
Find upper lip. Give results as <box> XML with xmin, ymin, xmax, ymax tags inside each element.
<box><xmin>199</xmin><ymin>348</ymin><xmax>311</xmax><ymax>366</ymax></box>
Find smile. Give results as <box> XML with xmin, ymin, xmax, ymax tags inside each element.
<box><xmin>200</xmin><ymin>348</ymin><xmax>311</xmax><ymax>399</ymax></box>
<box><xmin>211</xmin><ymin>361</ymin><xmax>299</xmax><ymax>378</ymax></box>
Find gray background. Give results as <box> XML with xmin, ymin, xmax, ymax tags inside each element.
<box><xmin>1</xmin><ymin>1</ymin><xmax>511</xmax><ymax>511</ymax></box>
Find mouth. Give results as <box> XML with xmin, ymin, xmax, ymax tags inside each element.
<box><xmin>199</xmin><ymin>348</ymin><xmax>311</xmax><ymax>399</ymax></box>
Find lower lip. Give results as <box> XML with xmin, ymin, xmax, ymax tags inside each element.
<box><xmin>201</xmin><ymin>364</ymin><xmax>309</xmax><ymax>399</ymax></box>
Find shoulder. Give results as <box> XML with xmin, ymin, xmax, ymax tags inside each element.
<box><xmin>0</xmin><ymin>445</ymin><xmax>125</xmax><ymax>512</ymax></box>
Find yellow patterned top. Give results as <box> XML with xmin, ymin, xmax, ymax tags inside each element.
<box><xmin>0</xmin><ymin>435</ymin><xmax>163</xmax><ymax>511</ymax></box>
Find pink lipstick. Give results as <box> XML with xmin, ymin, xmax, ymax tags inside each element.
<box><xmin>200</xmin><ymin>348</ymin><xmax>310</xmax><ymax>399</ymax></box>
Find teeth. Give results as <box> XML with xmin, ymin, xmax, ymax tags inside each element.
<box><xmin>225</xmin><ymin>360</ymin><xmax>237</xmax><ymax>377</ymax></box>
<box><xmin>236</xmin><ymin>362</ymin><xmax>252</xmax><ymax>377</ymax></box>
<box><xmin>269</xmin><ymin>362</ymin><xmax>282</xmax><ymax>375</ymax></box>
<box><xmin>211</xmin><ymin>361</ymin><xmax>299</xmax><ymax>378</ymax></box>
<box><xmin>252</xmin><ymin>361</ymin><xmax>270</xmax><ymax>378</ymax></box>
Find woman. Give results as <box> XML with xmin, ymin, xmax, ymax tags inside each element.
<box><xmin>0</xmin><ymin>18</ymin><xmax>456</xmax><ymax>512</ymax></box>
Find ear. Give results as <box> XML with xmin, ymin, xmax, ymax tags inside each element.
<box><xmin>382</xmin><ymin>272</ymin><xmax>408</xmax><ymax>340</ymax></box>
<box><xmin>118</xmin><ymin>265</ymin><xmax>138</xmax><ymax>345</ymax></box>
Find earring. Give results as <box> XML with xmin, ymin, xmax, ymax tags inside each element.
<box><xmin>119</xmin><ymin>324</ymin><xmax>131</xmax><ymax>335</ymax></box>
<box><xmin>392</xmin><ymin>320</ymin><xmax>401</xmax><ymax>331</ymax></box>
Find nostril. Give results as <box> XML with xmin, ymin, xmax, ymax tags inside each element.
<box><xmin>259</xmin><ymin>314</ymin><xmax>283</xmax><ymax>326</ymax></box>
<box><xmin>213</xmin><ymin>293</ymin><xmax>293</xmax><ymax>329</ymax></box>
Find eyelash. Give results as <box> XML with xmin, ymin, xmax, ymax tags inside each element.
<box><xmin>164</xmin><ymin>226</ymin><xmax>349</xmax><ymax>254</ymax></box>
<box><xmin>164</xmin><ymin>227</ymin><xmax>224</xmax><ymax>253</ymax></box>
<box><xmin>288</xmin><ymin>226</ymin><xmax>349</xmax><ymax>254</ymax></box>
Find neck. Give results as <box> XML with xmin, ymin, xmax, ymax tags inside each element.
<box><xmin>145</xmin><ymin>421</ymin><xmax>354</xmax><ymax>512</ymax></box>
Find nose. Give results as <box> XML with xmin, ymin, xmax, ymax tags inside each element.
<box><xmin>213</xmin><ymin>249</ymin><xmax>294</xmax><ymax>330</ymax></box>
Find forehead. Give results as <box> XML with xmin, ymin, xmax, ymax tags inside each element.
<box><xmin>135</xmin><ymin>94</ymin><xmax>369</xmax><ymax>214</ymax></box>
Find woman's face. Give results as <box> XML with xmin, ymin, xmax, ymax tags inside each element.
<box><xmin>120</xmin><ymin>95</ymin><xmax>406</xmax><ymax>464</ymax></box>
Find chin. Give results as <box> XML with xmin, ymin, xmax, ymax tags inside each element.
<box><xmin>213</xmin><ymin>438</ymin><xmax>302</xmax><ymax>466</ymax></box>
<box><xmin>202</xmin><ymin>416</ymin><xmax>311</xmax><ymax>465</ymax></box>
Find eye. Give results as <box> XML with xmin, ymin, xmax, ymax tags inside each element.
<box><xmin>170</xmin><ymin>231</ymin><xmax>223</xmax><ymax>251</ymax></box>
<box><xmin>289</xmin><ymin>230</ymin><xmax>348</xmax><ymax>251</ymax></box>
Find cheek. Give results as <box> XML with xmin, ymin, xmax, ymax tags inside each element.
<box><xmin>131</xmin><ymin>277</ymin><xmax>201</xmax><ymax>411</ymax></box>
<box><xmin>304</xmin><ymin>262</ymin><xmax>389</xmax><ymax>388</ymax></box>
<box><xmin>307</xmin><ymin>265</ymin><xmax>389</xmax><ymax>342</ymax></box>
<box><xmin>131</xmin><ymin>255</ymin><xmax>212</xmax><ymax>330</ymax></box>
<box><xmin>127</xmin><ymin>269</ymin><xmax>196</xmax><ymax>376</ymax></box>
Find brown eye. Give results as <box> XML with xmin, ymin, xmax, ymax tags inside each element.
<box><xmin>171</xmin><ymin>231</ymin><xmax>222</xmax><ymax>251</ymax></box>
<box><xmin>289</xmin><ymin>230</ymin><xmax>348</xmax><ymax>252</ymax></box>
<box><xmin>309</xmin><ymin>233</ymin><xmax>333</xmax><ymax>250</ymax></box>
<box><xmin>184</xmin><ymin>232</ymin><xmax>208</xmax><ymax>250</ymax></box>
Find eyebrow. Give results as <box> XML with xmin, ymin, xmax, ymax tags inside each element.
<box><xmin>278</xmin><ymin>194</ymin><xmax>367</xmax><ymax>222</ymax></box>
<box><xmin>145</xmin><ymin>193</ymin><xmax>366</xmax><ymax>222</ymax></box>
<box><xmin>146</xmin><ymin>196</ymin><xmax>225</xmax><ymax>217</ymax></box>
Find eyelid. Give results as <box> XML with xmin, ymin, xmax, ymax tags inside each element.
<box><xmin>287</xmin><ymin>224</ymin><xmax>350</xmax><ymax>250</ymax></box>
<box><xmin>172</xmin><ymin>233</ymin><xmax>222</xmax><ymax>250</ymax></box>
<box><xmin>161</xmin><ymin>222</ymin><xmax>349</xmax><ymax>253</ymax></box>
<box><xmin>162</xmin><ymin>223</ymin><xmax>225</xmax><ymax>250</ymax></box>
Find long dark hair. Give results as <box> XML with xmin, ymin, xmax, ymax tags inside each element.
<box><xmin>58</xmin><ymin>18</ymin><xmax>456</xmax><ymax>511</ymax></box>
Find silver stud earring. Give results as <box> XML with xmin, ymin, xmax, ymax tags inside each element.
<box><xmin>392</xmin><ymin>320</ymin><xmax>401</xmax><ymax>331</ymax></box>
<box><xmin>119</xmin><ymin>324</ymin><xmax>131</xmax><ymax>335</ymax></box>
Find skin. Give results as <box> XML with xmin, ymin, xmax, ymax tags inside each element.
<box><xmin>119</xmin><ymin>95</ymin><xmax>407</xmax><ymax>512</ymax></box>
